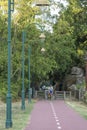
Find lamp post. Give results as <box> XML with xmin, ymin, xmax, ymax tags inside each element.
<box><xmin>6</xmin><ymin>0</ymin><xmax>14</xmax><ymax>128</ymax></box>
<box><xmin>84</xmin><ymin>52</ymin><xmax>87</xmax><ymax>90</ymax></box>
<box><xmin>28</xmin><ymin>46</ymin><xmax>31</xmax><ymax>102</ymax></box>
<box><xmin>28</xmin><ymin>32</ymin><xmax>46</xmax><ymax>102</ymax></box>
<box><xmin>21</xmin><ymin>31</ymin><xmax>25</xmax><ymax>110</ymax></box>
<box><xmin>22</xmin><ymin>24</ymin><xmax>45</xmax><ymax>104</ymax></box>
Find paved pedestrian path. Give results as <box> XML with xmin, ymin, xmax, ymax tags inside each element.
<box><xmin>24</xmin><ymin>100</ymin><xmax>87</xmax><ymax>130</ymax></box>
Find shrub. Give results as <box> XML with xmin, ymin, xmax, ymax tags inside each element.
<box><xmin>0</xmin><ymin>81</ymin><xmax>20</xmax><ymax>102</ymax></box>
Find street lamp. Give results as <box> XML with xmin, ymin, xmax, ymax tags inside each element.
<box><xmin>36</xmin><ymin>0</ymin><xmax>50</xmax><ymax>52</ymax></box>
<box><xmin>35</xmin><ymin>0</ymin><xmax>50</xmax><ymax>6</ymax></box>
<box><xmin>21</xmin><ymin>31</ymin><xmax>26</xmax><ymax>110</ymax></box>
<box><xmin>21</xmin><ymin>23</ymin><xmax>46</xmax><ymax>104</ymax></box>
<box><xmin>41</xmin><ymin>47</ymin><xmax>46</xmax><ymax>53</ymax></box>
<box><xmin>84</xmin><ymin>52</ymin><xmax>87</xmax><ymax>90</ymax></box>
<box><xmin>28</xmin><ymin>46</ymin><xmax>31</xmax><ymax>103</ymax></box>
<box><xmin>39</xmin><ymin>33</ymin><xmax>46</xmax><ymax>52</ymax></box>
<box><xmin>28</xmin><ymin>32</ymin><xmax>46</xmax><ymax>102</ymax></box>
<box><xmin>39</xmin><ymin>33</ymin><xmax>46</xmax><ymax>42</ymax></box>
<box><xmin>6</xmin><ymin>0</ymin><xmax>14</xmax><ymax>128</ymax></box>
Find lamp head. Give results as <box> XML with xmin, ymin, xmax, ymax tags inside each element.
<box><xmin>39</xmin><ymin>33</ymin><xmax>46</xmax><ymax>43</ymax></box>
<box><xmin>39</xmin><ymin>33</ymin><xmax>45</xmax><ymax>39</ymax></box>
<box><xmin>35</xmin><ymin>0</ymin><xmax>50</xmax><ymax>6</ymax></box>
<box><xmin>41</xmin><ymin>47</ymin><xmax>45</xmax><ymax>53</ymax></box>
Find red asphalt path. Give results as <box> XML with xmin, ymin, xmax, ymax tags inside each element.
<box><xmin>24</xmin><ymin>100</ymin><xmax>87</xmax><ymax>130</ymax></box>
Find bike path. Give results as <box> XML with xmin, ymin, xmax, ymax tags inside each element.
<box><xmin>24</xmin><ymin>100</ymin><xmax>87</xmax><ymax>130</ymax></box>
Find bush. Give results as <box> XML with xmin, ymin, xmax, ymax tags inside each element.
<box><xmin>0</xmin><ymin>81</ymin><xmax>7</xmax><ymax>102</ymax></box>
<box><xmin>0</xmin><ymin>81</ymin><xmax>20</xmax><ymax>102</ymax></box>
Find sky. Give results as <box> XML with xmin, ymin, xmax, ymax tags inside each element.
<box><xmin>42</xmin><ymin>0</ymin><xmax>68</xmax><ymax>32</ymax></box>
<box><xmin>50</xmin><ymin>0</ymin><xmax>68</xmax><ymax>16</ymax></box>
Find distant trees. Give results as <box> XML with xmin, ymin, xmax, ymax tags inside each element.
<box><xmin>0</xmin><ymin>0</ymin><xmax>87</xmax><ymax>101</ymax></box>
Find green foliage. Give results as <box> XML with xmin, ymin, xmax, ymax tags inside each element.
<box><xmin>0</xmin><ymin>80</ymin><xmax>7</xmax><ymax>101</ymax></box>
<box><xmin>0</xmin><ymin>0</ymin><xmax>87</xmax><ymax>101</ymax></box>
<box><xmin>76</xmin><ymin>81</ymin><xmax>86</xmax><ymax>90</ymax></box>
<box><xmin>52</xmin><ymin>14</ymin><xmax>76</xmax><ymax>78</ymax></box>
<box><xmin>11</xmin><ymin>83</ymin><xmax>21</xmax><ymax>101</ymax></box>
<box><xmin>0</xmin><ymin>80</ymin><xmax>21</xmax><ymax>102</ymax></box>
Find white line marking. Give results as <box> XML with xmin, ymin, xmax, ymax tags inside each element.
<box><xmin>57</xmin><ymin>122</ymin><xmax>60</xmax><ymax>125</ymax></box>
<box><xmin>54</xmin><ymin>117</ymin><xmax>58</xmax><ymax>119</ymax></box>
<box><xmin>50</xmin><ymin>102</ymin><xmax>62</xmax><ymax>129</ymax></box>
<box><xmin>56</xmin><ymin>119</ymin><xmax>59</xmax><ymax>122</ymax></box>
<box><xmin>53</xmin><ymin>112</ymin><xmax>56</xmax><ymax>114</ymax></box>
<box><xmin>58</xmin><ymin>126</ymin><xmax>62</xmax><ymax>129</ymax></box>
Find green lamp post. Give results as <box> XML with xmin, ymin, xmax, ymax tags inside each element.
<box><xmin>21</xmin><ymin>31</ymin><xmax>26</xmax><ymax>110</ymax></box>
<box><xmin>6</xmin><ymin>0</ymin><xmax>14</xmax><ymax>128</ymax></box>
<box><xmin>28</xmin><ymin>32</ymin><xmax>46</xmax><ymax>103</ymax></box>
<box><xmin>27</xmin><ymin>0</ymin><xmax>49</xmax><ymax>100</ymax></box>
<box><xmin>28</xmin><ymin>46</ymin><xmax>31</xmax><ymax>103</ymax></box>
<box><xmin>84</xmin><ymin>52</ymin><xmax>87</xmax><ymax>90</ymax></box>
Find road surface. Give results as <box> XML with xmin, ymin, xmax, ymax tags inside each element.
<box><xmin>25</xmin><ymin>100</ymin><xmax>87</xmax><ymax>130</ymax></box>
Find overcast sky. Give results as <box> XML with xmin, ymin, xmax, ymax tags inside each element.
<box><xmin>50</xmin><ymin>0</ymin><xmax>68</xmax><ymax>16</ymax></box>
<box><xmin>35</xmin><ymin>0</ymin><xmax>68</xmax><ymax>32</ymax></box>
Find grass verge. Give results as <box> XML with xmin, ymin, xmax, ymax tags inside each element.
<box><xmin>0</xmin><ymin>99</ymin><xmax>36</xmax><ymax>130</ymax></box>
<box><xmin>66</xmin><ymin>100</ymin><xmax>87</xmax><ymax>119</ymax></box>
